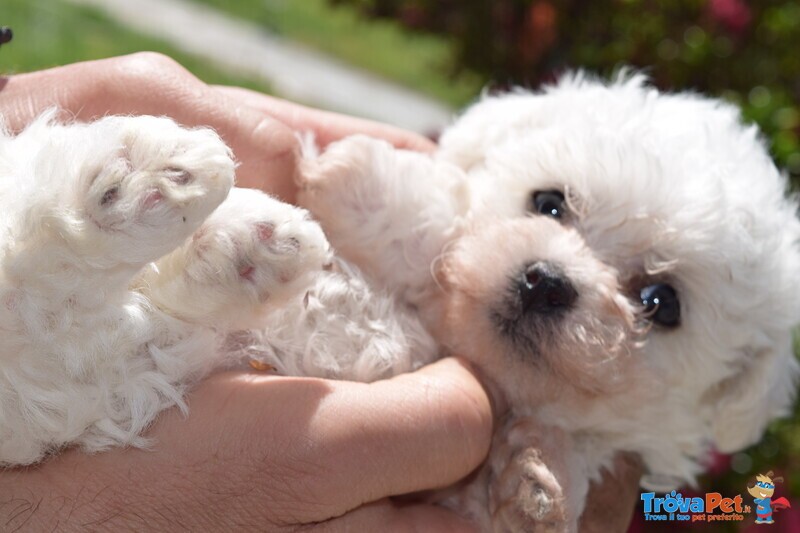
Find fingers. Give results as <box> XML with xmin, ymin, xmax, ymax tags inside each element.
<box><xmin>189</xmin><ymin>89</ymin><xmax>301</xmax><ymax>201</ymax></box>
<box><xmin>0</xmin><ymin>53</ymin><xmax>301</xmax><ymax>201</ymax></box>
<box><xmin>7</xmin><ymin>359</ymin><xmax>488</xmax><ymax>528</ymax></box>
<box><xmin>307</xmin><ymin>500</ymin><xmax>477</xmax><ymax>533</ymax></box>
<box><xmin>212</xmin><ymin>85</ymin><xmax>438</xmax><ymax>153</ymax></box>
<box><xmin>0</xmin><ymin>53</ymin><xmax>194</xmax><ymax>130</ymax></box>
<box><xmin>579</xmin><ymin>453</ymin><xmax>643</xmax><ymax>533</ymax></box>
<box><xmin>0</xmin><ymin>53</ymin><xmax>436</xmax><ymax>203</ymax></box>
<box><xmin>146</xmin><ymin>357</ymin><xmax>492</xmax><ymax>525</ymax></box>
<box><xmin>3</xmin><ymin>357</ymin><xmax>491</xmax><ymax>529</ymax></box>
<box><xmin>93</xmin><ymin>54</ymin><xmax>303</xmax><ymax>202</ymax></box>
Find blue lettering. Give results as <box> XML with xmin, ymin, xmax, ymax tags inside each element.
<box><xmin>641</xmin><ymin>492</ymin><xmax>656</xmax><ymax>513</ymax></box>
<box><xmin>689</xmin><ymin>498</ymin><xmax>704</xmax><ymax>512</ymax></box>
<box><xmin>642</xmin><ymin>491</ymin><xmax>706</xmax><ymax>517</ymax></box>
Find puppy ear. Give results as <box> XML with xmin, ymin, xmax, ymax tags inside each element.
<box><xmin>710</xmin><ymin>335</ymin><xmax>799</xmax><ymax>453</ymax></box>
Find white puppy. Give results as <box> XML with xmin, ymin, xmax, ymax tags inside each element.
<box><xmin>1</xmin><ymin>72</ymin><xmax>798</xmax><ymax>533</ymax></box>
<box><xmin>0</xmin><ymin>111</ymin><xmax>337</xmax><ymax>464</ymax></box>
<box><xmin>297</xmin><ymin>73</ymin><xmax>800</xmax><ymax>531</ymax></box>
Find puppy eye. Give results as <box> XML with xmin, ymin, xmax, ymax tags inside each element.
<box><xmin>640</xmin><ymin>284</ymin><xmax>680</xmax><ymax>328</ymax></box>
<box><xmin>530</xmin><ymin>190</ymin><xmax>566</xmax><ymax>219</ymax></box>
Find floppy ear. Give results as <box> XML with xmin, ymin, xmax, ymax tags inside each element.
<box><xmin>710</xmin><ymin>334</ymin><xmax>799</xmax><ymax>453</ymax></box>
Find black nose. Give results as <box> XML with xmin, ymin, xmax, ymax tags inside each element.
<box><xmin>518</xmin><ymin>262</ymin><xmax>577</xmax><ymax>314</ymax></box>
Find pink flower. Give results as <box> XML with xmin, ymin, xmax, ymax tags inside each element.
<box><xmin>708</xmin><ymin>0</ymin><xmax>752</xmax><ymax>33</ymax></box>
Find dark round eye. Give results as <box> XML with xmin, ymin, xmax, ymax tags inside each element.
<box><xmin>640</xmin><ymin>284</ymin><xmax>680</xmax><ymax>328</ymax></box>
<box><xmin>530</xmin><ymin>190</ymin><xmax>566</xmax><ymax>219</ymax></box>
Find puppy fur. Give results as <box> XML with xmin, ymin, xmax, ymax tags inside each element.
<box><xmin>0</xmin><ymin>112</ymin><xmax>344</xmax><ymax>464</ymax></box>
<box><xmin>1</xmin><ymin>73</ymin><xmax>798</xmax><ymax>532</ymax></box>
<box><xmin>298</xmin><ymin>73</ymin><xmax>800</xmax><ymax>530</ymax></box>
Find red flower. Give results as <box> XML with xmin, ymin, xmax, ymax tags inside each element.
<box><xmin>708</xmin><ymin>0</ymin><xmax>752</xmax><ymax>33</ymax></box>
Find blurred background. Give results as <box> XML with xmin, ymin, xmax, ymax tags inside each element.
<box><xmin>3</xmin><ymin>0</ymin><xmax>798</xmax><ymax>530</ymax></box>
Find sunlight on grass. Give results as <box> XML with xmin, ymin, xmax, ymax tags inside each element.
<box><xmin>189</xmin><ymin>0</ymin><xmax>482</xmax><ymax>107</ymax></box>
<box><xmin>1</xmin><ymin>0</ymin><xmax>272</xmax><ymax>94</ymax></box>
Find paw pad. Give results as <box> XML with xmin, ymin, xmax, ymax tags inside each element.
<box><xmin>100</xmin><ymin>186</ymin><xmax>120</xmax><ymax>207</ymax></box>
<box><xmin>142</xmin><ymin>189</ymin><xmax>164</xmax><ymax>210</ymax></box>
<box><xmin>238</xmin><ymin>264</ymin><xmax>256</xmax><ymax>281</ymax></box>
<box><xmin>256</xmin><ymin>222</ymin><xmax>274</xmax><ymax>242</ymax></box>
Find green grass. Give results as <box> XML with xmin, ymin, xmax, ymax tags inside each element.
<box><xmin>1</xmin><ymin>0</ymin><xmax>272</xmax><ymax>94</ymax></box>
<box><xmin>188</xmin><ymin>0</ymin><xmax>483</xmax><ymax>107</ymax></box>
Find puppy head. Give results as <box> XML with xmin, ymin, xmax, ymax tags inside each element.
<box><xmin>438</xmin><ymin>73</ymin><xmax>800</xmax><ymax>462</ymax></box>
<box><xmin>440</xmin><ymin>216</ymin><xmax>646</xmax><ymax>408</ymax></box>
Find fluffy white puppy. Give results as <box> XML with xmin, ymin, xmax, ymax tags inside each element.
<box><xmin>2</xmin><ymin>72</ymin><xmax>798</xmax><ymax>533</ymax></box>
<box><xmin>0</xmin><ymin>111</ymin><xmax>338</xmax><ymax>464</ymax></box>
<box><xmin>296</xmin><ymin>73</ymin><xmax>800</xmax><ymax>531</ymax></box>
<box><xmin>0</xmin><ymin>110</ymin><xmax>434</xmax><ymax>468</ymax></box>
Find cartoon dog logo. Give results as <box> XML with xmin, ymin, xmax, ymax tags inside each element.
<box><xmin>747</xmin><ymin>472</ymin><xmax>791</xmax><ymax>525</ymax></box>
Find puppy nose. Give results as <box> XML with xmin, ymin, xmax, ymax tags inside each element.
<box><xmin>519</xmin><ymin>262</ymin><xmax>577</xmax><ymax>313</ymax></box>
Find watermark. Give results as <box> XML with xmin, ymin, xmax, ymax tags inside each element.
<box><xmin>746</xmin><ymin>471</ymin><xmax>791</xmax><ymax>525</ymax></box>
<box><xmin>640</xmin><ymin>471</ymin><xmax>791</xmax><ymax>525</ymax></box>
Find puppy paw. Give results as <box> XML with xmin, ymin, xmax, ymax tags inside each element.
<box><xmin>145</xmin><ymin>188</ymin><xmax>331</xmax><ymax>327</ymax></box>
<box><xmin>189</xmin><ymin>192</ymin><xmax>329</xmax><ymax>300</ymax></box>
<box><xmin>491</xmin><ymin>448</ymin><xmax>568</xmax><ymax>533</ymax></box>
<box><xmin>80</xmin><ymin>115</ymin><xmax>234</xmax><ymax>264</ymax></box>
<box><xmin>299</xmin><ymin>135</ymin><xmax>390</xmax><ymax>224</ymax></box>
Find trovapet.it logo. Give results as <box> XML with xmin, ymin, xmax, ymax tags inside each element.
<box><xmin>746</xmin><ymin>471</ymin><xmax>791</xmax><ymax>525</ymax></box>
<box><xmin>640</xmin><ymin>471</ymin><xmax>792</xmax><ymax>525</ymax></box>
<box><xmin>641</xmin><ymin>490</ymin><xmax>749</xmax><ymax>524</ymax></box>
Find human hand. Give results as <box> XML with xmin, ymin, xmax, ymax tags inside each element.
<box><xmin>0</xmin><ymin>53</ymin><xmax>641</xmax><ymax>531</ymax></box>
<box><xmin>0</xmin><ymin>370</ymin><xmax>640</xmax><ymax>533</ymax></box>
<box><xmin>0</xmin><ymin>52</ymin><xmax>435</xmax><ymax>203</ymax></box>
<box><xmin>0</xmin><ymin>358</ymin><xmax>491</xmax><ymax>531</ymax></box>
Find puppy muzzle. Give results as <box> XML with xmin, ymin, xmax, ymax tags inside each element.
<box><xmin>518</xmin><ymin>261</ymin><xmax>578</xmax><ymax>315</ymax></box>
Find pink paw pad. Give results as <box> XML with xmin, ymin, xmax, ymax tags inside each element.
<box><xmin>142</xmin><ymin>189</ymin><xmax>164</xmax><ymax>209</ymax></box>
<box><xmin>238</xmin><ymin>264</ymin><xmax>255</xmax><ymax>281</ymax></box>
<box><xmin>256</xmin><ymin>222</ymin><xmax>274</xmax><ymax>242</ymax></box>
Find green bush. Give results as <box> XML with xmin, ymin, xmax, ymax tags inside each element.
<box><xmin>333</xmin><ymin>0</ymin><xmax>800</xmax><ymax>185</ymax></box>
<box><xmin>336</xmin><ymin>2</ymin><xmax>800</xmax><ymax>529</ymax></box>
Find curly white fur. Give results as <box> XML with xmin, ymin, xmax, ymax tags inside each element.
<box><xmin>1</xmin><ymin>73</ymin><xmax>798</xmax><ymax>533</ymax></box>
<box><xmin>297</xmin><ymin>73</ymin><xmax>800</xmax><ymax>530</ymax></box>
<box><xmin>0</xmin><ymin>111</ymin><xmax>432</xmax><ymax>465</ymax></box>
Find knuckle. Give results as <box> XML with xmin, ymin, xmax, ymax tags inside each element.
<box><xmin>111</xmin><ymin>52</ymin><xmax>198</xmax><ymax>95</ymax></box>
<box><xmin>121</xmin><ymin>51</ymin><xmax>183</xmax><ymax>74</ymax></box>
<box><xmin>397</xmin><ymin>369</ymin><xmax>492</xmax><ymax>474</ymax></box>
<box><xmin>424</xmin><ymin>369</ymin><xmax>492</xmax><ymax>442</ymax></box>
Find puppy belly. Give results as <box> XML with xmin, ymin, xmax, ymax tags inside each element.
<box><xmin>230</xmin><ymin>258</ymin><xmax>438</xmax><ymax>382</ymax></box>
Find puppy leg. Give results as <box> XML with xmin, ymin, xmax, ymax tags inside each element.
<box><xmin>0</xmin><ymin>115</ymin><xmax>234</xmax><ymax>464</ymax></box>
<box><xmin>299</xmin><ymin>135</ymin><xmax>469</xmax><ymax>305</ymax></box>
<box><xmin>140</xmin><ymin>188</ymin><xmax>332</xmax><ymax>329</ymax></box>
<box><xmin>488</xmin><ymin>418</ymin><xmax>578</xmax><ymax>533</ymax></box>
<box><xmin>7</xmin><ymin>114</ymin><xmax>234</xmax><ymax>284</ymax></box>
<box><xmin>80</xmin><ymin>116</ymin><xmax>234</xmax><ymax>264</ymax></box>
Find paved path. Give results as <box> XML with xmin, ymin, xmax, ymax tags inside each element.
<box><xmin>66</xmin><ymin>0</ymin><xmax>455</xmax><ymax>133</ymax></box>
